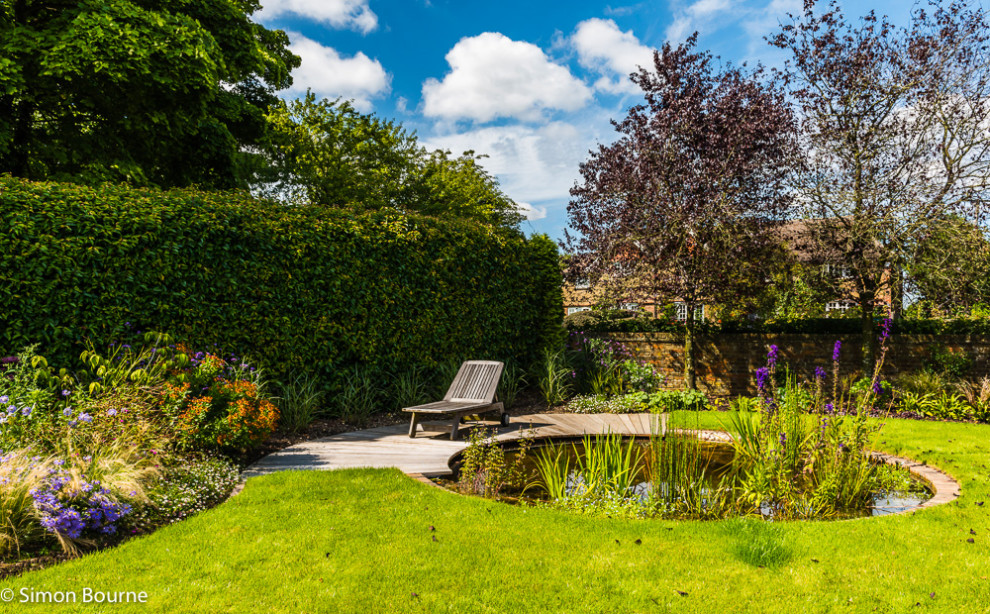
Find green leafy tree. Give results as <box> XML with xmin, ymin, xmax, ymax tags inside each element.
<box><xmin>0</xmin><ymin>0</ymin><xmax>298</xmax><ymax>188</ymax></box>
<box><xmin>906</xmin><ymin>216</ymin><xmax>990</xmax><ymax>313</ymax></box>
<box><xmin>258</xmin><ymin>93</ymin><xmax>523</xmax><ymax>228</ymax></box>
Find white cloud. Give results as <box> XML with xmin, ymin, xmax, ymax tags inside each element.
<box><xmin>515</xmin><ymin>202</ymin><xmax>548</xmax><ymax>220</ymax></box>
<box><xmin>422</xmin><ymin>32</ymin><xmax>592</xmax><ymax>123</ymax></box>
<box><xmin>285</xmin><ymin>33</ymin><xmax>390</xmax><ymax>111</ymax></box>
<box><xmin>257</xmin><ymin>0</ymin><xmax>377</xmax><ymax>34</ymax></box>
<box><xmin>571</xmin><ymin>19</ymin><xmax>655</xmax><ymax>95</ymax></box>
<box><xmin>666</xmin><ymin>0</ymin><xmax>736</xmax><ymax>41</ymax></box>
<box><xmin>423</xmin><ymin>119</ymin><xmax>611</xmax><ymax>207</ymax></box>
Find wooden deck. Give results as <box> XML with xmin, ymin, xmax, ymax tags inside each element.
<box><xmin>243</xmin><ymin>413</ymin><xmax>671</xmax><ymax>478</ymax></box>
<box><xmin>241</xmin><ymin>412</ymin><xmax>960</xmax><ymax>513</ymax></box>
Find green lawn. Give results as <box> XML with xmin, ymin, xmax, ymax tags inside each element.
<box><xmin>2</xmin><ymin>412</ymin><xmax>990</xmax><ymax>613</ymax></box>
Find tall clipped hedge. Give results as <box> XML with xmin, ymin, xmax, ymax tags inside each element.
<box><xmin>0</xmin><ymin>177</ymin><xmax>562</xmax><ymax>389</ymax></box>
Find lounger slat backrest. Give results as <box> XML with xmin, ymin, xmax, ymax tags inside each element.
<box><xmin>444</xmin><ymin>360</ymin><xmax>503</xmax><ymax>404</ymax></box>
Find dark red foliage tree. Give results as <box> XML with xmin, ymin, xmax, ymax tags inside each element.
<box><xmin>566</xmin><ymin>36</ymin><xmax>798</xmax><ymax>390</ymax></box>
<box><xmin>772</xmin><ymin>0</ymin><xmax>990</xmax><ymax>372</ymax></box>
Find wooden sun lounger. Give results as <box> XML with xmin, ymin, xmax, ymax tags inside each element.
<box><xmin>404</xmin><ymin>360</ymin><xmax>507</xmax><ymax>440</ymax></box>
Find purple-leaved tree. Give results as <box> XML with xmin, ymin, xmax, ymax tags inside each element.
<box><xmin>565</xmin><ymin>36</ymin><xmax>798</xmax><ymax>390</ymax></box>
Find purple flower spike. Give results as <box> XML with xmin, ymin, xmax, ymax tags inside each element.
<box><xmin>832</xmin><ymin>340</ymin><xmax>842</xmax><ymax>362</ymax></box>
<box><xmin>872</xmin><ymin>380</ymin><xmax>883</xmax><ymax>395</ymax></box>
<box><xmin>814</xmin><ymin>366</ymin><xmax>826</xmax><ymax>380</ymax></box>
<box><xmin>879</xmin><ymin>318</ymin><xmax>893</xmax><ymax>342</ymax></box>
<box><xmin>824</xmin><ymin>403</ymin><xmax>834</xmax><ymax>413</ymax></box>
<box><xmin>767</xmin><ymin>345</ymin><xmax>779</xmax><ymax>367</ymax></box>
<box><xmin>756</xmin><ymin>367</ymin><xmax>770</xmax><ymax>391</ymax></box>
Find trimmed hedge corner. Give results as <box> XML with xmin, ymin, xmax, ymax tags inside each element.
<box><xmin>0</xmin><ymin>177</ymin><xmax>562</xmax><ymax>390</ymax></box>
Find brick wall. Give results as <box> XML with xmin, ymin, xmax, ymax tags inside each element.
<box><xmin>601</xmin><ymin>333</ymin><xmax>990</xmax><ymax>396</ymax></box>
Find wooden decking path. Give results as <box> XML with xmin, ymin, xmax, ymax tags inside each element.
<box><xmin>243</xmin><ymin>413</ymin><xmax>672</xmax><ymax>478</ymax></box>
<box><xmin>241</xmin><ymin>411</ymin><xmax>960</xmax><ymax>513</ymax></box>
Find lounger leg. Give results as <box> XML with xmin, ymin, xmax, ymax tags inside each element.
<box><xmin>450</xmin><ymin>415</ymin><xmax>461</xmax><ymax>440</ymax></box>
<box><xmin>408</xmin><ymin>413</ymin><xmax>421</xmax><ymax>438</ymax></box>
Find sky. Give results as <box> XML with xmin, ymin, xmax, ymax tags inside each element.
<box><xmin>254</xmin><ymin>0</ymin><xmax>923</xmax><ymax>240</ymax></box>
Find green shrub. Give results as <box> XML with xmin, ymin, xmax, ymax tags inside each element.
<box><xmin>0</xmin><ymin>177</ymin><xmax>562</xmax><ymax>401</ymax></box>
<box><xmin>924</xmin><ymin>345</ymin><xmax>974</xmax><ymax>379</ymax></box>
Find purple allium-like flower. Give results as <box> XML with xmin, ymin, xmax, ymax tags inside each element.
<box><xmin>106</xmin><ymin>408</ymin><xmax>117</xmax><ymax>417</ymax></box>
<box><xmin>61</xmin><ymin>389</ymin><xmax>70</xmax><ymax>397</ymax></box>
<box><xmin>0</xmin><ymin>395</ymin><xmax>7</xmax><ymax>404</ymax></box>
<box><xmin>21</xmin><ymin>406</ymin><xmax>31</xmax><ymax>417</ymax></box>
<box><xmin>79</xmin><ymin>413</ymin><xmax>93</xmax><ymax>423</ymax></box>
<box><xmin>62</xmin><ymin>407</ymin><xmax>73</xmax><ymax>417</ymax></box>
<box><xmin>814</xmin><ymin>366</ymin><xmax>826</xmax><ymax>380</ymax></box>
<box><xmin>832</xmin><ymin>340</ymin><xmax>842</xmax><ymax>362</ymax></box>
<box><xmin>767</xmin><ymin>345</ymin><xmax>779</xmax><ymax>367</ymax></box>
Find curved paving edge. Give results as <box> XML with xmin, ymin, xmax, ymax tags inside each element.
<box><xmin>241</xmin><ymin>412</ymin><xmax>961</xmax><ymax>514</ymax></box>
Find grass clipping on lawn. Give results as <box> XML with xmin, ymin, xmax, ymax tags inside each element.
<box><xmin>2</xmin><ymin>412</ymin><xmax>988</xmax><ymax>613</ymax></box>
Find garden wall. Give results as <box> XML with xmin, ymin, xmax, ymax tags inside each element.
<box><xmin>602</xmin><ymin>333</ymin><xmax>990</xmax><ymax>396</ymax></box>
<box><xmin>0</xmin><ymin>178</ymin><xmax>563</xmax><ymax>389</ymax></box>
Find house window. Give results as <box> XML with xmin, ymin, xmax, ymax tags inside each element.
<box><xmin>825</xmin><ymin>300</ymin><xmax>855</xmax><ymax>313</ymax></box>
<box><xmin>620</xmin><ymin>303</ymin><xmax>639</xmax><ymax>311</ymax></box>
<box><xmin>674</xmin><ymin>303</ymin><xmax>704</xmax><ymax>322</ymax></box>
<box><xmin>567</xmin><ymin>306</ymin><xmax>592</xmax><ymax>315</ymax></box>
<box><xmin>574</xmin><ymin>278</ymin><xmax>590</xmax><ymax>290</ymax></box>
<box><xmin>823</xmin><ymin>264</ymin><xmax>853</xmax><ymax>279</ymax></box>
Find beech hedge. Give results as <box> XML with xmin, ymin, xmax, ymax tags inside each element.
<box><xmin>0</xmin><ymin>177</ymin><xmax>563</xmax><ymax>390</ymax></box>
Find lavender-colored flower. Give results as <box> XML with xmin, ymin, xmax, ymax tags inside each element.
<box><xmin>832</xmin><ymin>340</ymin><xmax>842</xmax><ymax>362</ymax></box>
<box><xmin>767</xmin><ymin>345</ymin><xmax>779</xmax><ymax>367</ymax></box>
<box><xmin>67</xmin><ymin>420</ymin><xmax>77</xmax><ymax>428</ymax></box>
<box><xmin>814</xmin><ymin>366</ymin><xmax>826</xmax><ymax>380</ymax></box>
<box><xmin>0</xmin><ymin>395</ymin><xmax>7</xmax><ymax>404</ymax></box>
<box><xmin>62</xmin><ymin>407</ymin><xmax>73</xmax><ymax>417</ymax></box>
<box><xmin>106</xmin><ymin>408</ymin><xmax>117</xmax><ymax>417</ymax></box>
<box><xmin>61</xmin><ymin>389</ymin><xmax>70</xmax><ymax>397</ymax></box>
<box><xmin>6</xmin><ymin>406</ymin><xmax>15</xmax><ymax>415</ymax></box>
<box><xmin>879</xmin><ymin>317</ymin><xmax>893</xmax><ymax>342</ymax></box>
<box><xmin>79</xmin><ymin>413</ymin><xmax>93</xmax><ymax>423</ymax></box>
<box><xmin>21</xmin><ymin>406</ymin><xmax>31</xmax><ymax>417</ymax></box>
<box><xmin>872</xmin><ymin>380</ymin><xmax>883</xmax><ymax>395</ymax></box>
<box><xmin>756</xmin><ymin>367</ymin><xmax>770</xmax><ymax>391</ymax></box>
<box><xmin>778</xmin><ymin>432</ymin><xmax>787</xmax><ymax>446</ymax></box>
<box><xmin>824</xmin><ymin>403</ymin><xmax>834</xmax><ymax>413</ymax></box>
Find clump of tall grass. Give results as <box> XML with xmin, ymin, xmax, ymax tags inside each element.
<box><xmin>277</xmin><ymin>371</ymin><xmax>326</xmax><ymax>433</ymax></box>
<box><xmin>335</xmin><ymin>366</ymin><xmax>380</xmax><ymax>426</ymax></box>
<box><xmin>535</xmin><ymin>349</ymin><xmax>572</xmax><ymax>406</ymax></box>
<box><xmin>497</xmin><ymin>361</ymin><xmax>527</xmax><ymax>409</ymax></box>
<box><xmin>391</xmin><ymin>365</ymin><xmax>432</xmax><ymax>410</ymax></box>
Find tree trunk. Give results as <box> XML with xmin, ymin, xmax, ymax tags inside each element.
<box><xmin>889</xmin><ymin>264</ymin><xmax>903</xmax><ymax>320</ymax></box>
<box><xmin>684</xmin><ymin>305</ymin><xmax>696</xmax><ymax>390</ymax></box>
<box><xmin>859</xmin><ymin>292</ymin><xmax>876</xmax><ymax>376</ymax></box>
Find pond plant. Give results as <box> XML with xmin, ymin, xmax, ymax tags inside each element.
<box><xmin>514</xmin><ymin>321</ymin><xmax>923</xmax><ymax>520</ymax></box>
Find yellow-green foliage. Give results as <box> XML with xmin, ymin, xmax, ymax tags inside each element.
<box><xmin>0</xmin><ymin>177</ymin><xmax>562</xmax><ymax>390</ymax></box>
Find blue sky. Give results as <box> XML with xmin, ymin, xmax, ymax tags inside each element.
<box><xmin>254</xmin><ymin>0</ymin><xmax>928</xmax><ymax>240</ymax></box>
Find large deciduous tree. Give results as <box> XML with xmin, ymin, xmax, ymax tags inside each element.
<box><xmin>566</xmin><ymin>36</ymin><xmax>797</xmax><ymax>390</ymax></box>
<box><xmin>772</xmin><ymin>0</ymin><xmax>990</xmax><ymax>372</ymax></box>
<box><xmin>0</xmin><ymin>0</ymin><xmax>299</xmax><ymax>188</ymax></box>
<box><xmin>259</xmin><ymin>93</ymin><xmax>524</xmax><ymax>228</ymax></box>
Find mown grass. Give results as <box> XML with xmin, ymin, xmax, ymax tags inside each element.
<box><xmin>2</xmin><ymin>412</ymin><xmax>990</xmax><ymax>613</ymax></box>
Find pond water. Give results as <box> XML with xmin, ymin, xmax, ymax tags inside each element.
<box><xmin>447</xmin><ymin>436</ymin><xmax>932</xmax><ymax>519</ymax></box>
